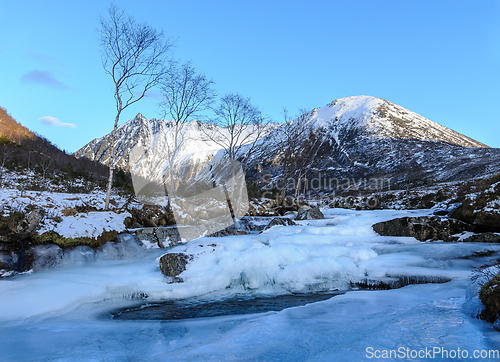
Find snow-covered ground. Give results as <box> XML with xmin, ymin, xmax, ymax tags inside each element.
<box><xmin>0</xmin><ymin>179</ymin><xmax>135</xmax><ymax>238</ymax></box>
<box><xmin>1</xmin><ymin>208</ymin><xmax>500</xmax><ymax>361</ymax></box>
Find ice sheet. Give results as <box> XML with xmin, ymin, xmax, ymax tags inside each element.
<box><xmin>1</xmin><ymin>208</ymin><xmax>500</xmax><ymax>361</ymax></box>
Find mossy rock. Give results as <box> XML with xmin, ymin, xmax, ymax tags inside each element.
<box><xmin>31</xmin><ymin>230</ymin><xmax>119</xmax><ymax>249</ymax></box>
<box><xmin>479</xmin><ymin>272</ymin><xmax>500</xmax><ymax>323</ymax></box>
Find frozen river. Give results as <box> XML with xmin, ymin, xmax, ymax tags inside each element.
<box><xmin>1</xmin><ymin>209</ymin><xmax>499</xmax><ymax>361</ymax></box>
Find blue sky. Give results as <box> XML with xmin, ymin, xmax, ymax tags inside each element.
<box><xmin>0</xmin><ymin>0</ymin><xmax>499</xmax><ymax>152</ymax></box>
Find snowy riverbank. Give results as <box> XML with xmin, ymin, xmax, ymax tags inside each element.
<box><xmin>1</xmin><ymin>208</ymin><xmax>499</xmax><ymax>361</ymax></box>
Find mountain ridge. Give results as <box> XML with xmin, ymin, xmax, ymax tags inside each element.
<box><xmin>307</xmin><ymin>95</ymin><xmax>487</xmax><ymax>148</ymax></box>
<box><xmin>75</xmin><ymin>95</ymin><xmax>498</xmax><ymax>191</ymax></box>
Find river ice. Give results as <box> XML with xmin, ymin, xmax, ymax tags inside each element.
<box><xmin>1</xmin><ymin>209</ymin><xmax>499</xmax><ymax>361</ymax></box>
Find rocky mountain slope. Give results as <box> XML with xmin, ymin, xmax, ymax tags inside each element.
<box><xmin>308</xmin><ymin>96</ymin><xmax>487</xmax><ymax>147</ymax></box>
<box><xmin>248</xmin><ymin>96</ymin><xmax>498</xmax><ymax>191</ymax></box>
<box><xmin>74</xmin><ymin>114</ymin><xmax>272</xmax><ymax>183</ymax></box>
<box><xmin>75</xmin><ymin>96</ymin><xmax>500</xmax><ymax>193</ymax></box>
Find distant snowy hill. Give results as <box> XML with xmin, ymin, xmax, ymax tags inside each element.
<box><xmin>76</xmin><ymin>96</ymin><xmax>500</xmax><ymax>190</ymax></box>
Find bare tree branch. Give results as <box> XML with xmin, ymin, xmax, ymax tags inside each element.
<box><xmin>156</xmin><ymin>60</ymin><xmax>216</xmax><ymax>211</ymax></box>
<box><xmin>99</xmin><ymin>4</ymin><xmax>173</xmax><ymax>209</ymax></box>
<box><xmin>204</xmin><ymin>93</ymin><xmax>270</xmax><ymax>172</ymax></box>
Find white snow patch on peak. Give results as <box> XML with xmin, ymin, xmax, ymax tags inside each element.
<box><xmin>309</xmin><ymin>95</ymin><xmax>383</xmax><ymax>129</ymax></box>
<box><xmin>298</xmin><ymin>95</ymin><xmax>487</xmax><ymax>148</ymax></box>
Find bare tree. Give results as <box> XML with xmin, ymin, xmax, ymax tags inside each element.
<box><xmin>99</xmin><ymin>4</ymin><xmax>173</xmax><ymax>209</ymax></box>
<box><xmin>199</xmin><ymin>93</ymin><xmax>269</xmax><ymax>226</ymax></box>
<box><xmin>0</xmin><ymin>147</ymin><xmax>14</xmax><ymax>178</ymax></box>
<box><xmin>205</xmin><ymin>93</ymin><xmax>269</xmax><ymax>171</ymax></box>
<box><xmin>39</xmin><ymin>157</ymin><xmax>53</xmax><ymax>180</ymax></box>
<box><xmin>157</xmin><ymin>60</ymin><xmax>217</xmax><ymax>211</ymax></box>
<box><xmin>273</xmin><ymin>108</ymin><xmax>324</xmax><ymax>204</ymax></box>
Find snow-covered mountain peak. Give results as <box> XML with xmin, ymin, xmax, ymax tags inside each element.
<box><xmin>305</xmin><ymin>95</ymin><xmax>487</xmax><ymax>148</ymax></box>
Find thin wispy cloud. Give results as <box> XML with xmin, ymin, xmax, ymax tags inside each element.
<box><xmin>39</xmin><ymin>116</ymin><xmax>77</xmax><ymax>129</ymax></box>
<box><xmin>21</xmin><ymin>70</ymin><xmax>71</xmax><ymax>90</ymax></box>
<box><xmin>145</xmin><ymin>90</ymin><xmax>163</xmax><ymax>101</ymax></box>
<box><xmin>27</xmin><ymin>52</ymin><xmax>66</xmax><ymax>67</ymax></box>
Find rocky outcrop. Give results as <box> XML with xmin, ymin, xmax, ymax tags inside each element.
<box><xmin>461</xmin><ymin>233</ymin><xmax>500</xmax><ymax>243</ymax></box>
<box><xmin>159</xmin><ymin>253</ymin><xmax>193</xmax><ymax>278</ymax></box>
<box><xmin>263</xmin><ymin>217</ymin><xmax>296</xmax><ymax>231</ymax></box>
<box><xmin>296</xmin><ymin>206</ymin><xmax>325</xmax><ymax>221</ymax></box>
<box><xmin>372</xmin><ymin>216</ymin><xmax>473</xmax><ymax>241</ymax></box>
<box><xmin>452</xmin><ymin>206</ymin><xmax>500</xmax><ymax>233</ymax></box>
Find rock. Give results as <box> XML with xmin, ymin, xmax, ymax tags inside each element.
<box><xmin>433</xmin><ymin>202</ymin><xmax>462</xmax><ymax>216</ymax></box>
<box><xmin>297</xmin><ymin>205</ymin><xmax>312</xmax><ymax>214</ymax></box>
<box><xmin>479</xmin><ymin>272</ymin><xmax>500</xmax><ymax>323</ymax></box>
<box><xmin>132</xmin><ymin>227</ymin><xmax>181</xmax><ymax>248</ymax></box>
<box><xmin>15</xmin><ymin>208</ymin><xmax>45</xmax><ymax>239</ymax></box>
<box><xmin>240</xmin><ymin>216</ymin><xmax>270</xmax><ymax>233</ymax></box>
<box><xmin>141</xmin><ymin>218</ymin><xmax>157</xmax><ymax>227</ymax></box>
<box><xmin>207</xmin><ymin>225</ymin><xmax>248</xmax><ymax>237</ymax></box>
<box><xmin>283</xmin><ymin>211</ymin><xmax>298</xmax><ymax>219</ymax></box>
<box><xmin>159</xmin><ymin>253</ymin><xmax>193</xmax><ymax>277</ymax></box>
<box><xmin>155</xmin><ymin>228</ymin><xmax>181</xmax><ymax>247</ymax></box>
<box><xmin>263</xmin><ymin>217</ymin><xmax>296</xmax><ymax>231</ymax></box>
<box><xmin>25</xmin><ymin>244</ymin><xmax>63</xmax><ymax>271</ymax></box>
<box><xmin>0</xmin><ymin>250</ymin><xmax>25</xmax><ymax>273</ymax></box>
<box><xmin>372</xmin><ymin>216</ymin><xmax>473</xmax><ymax>241</ymax></box>
<box><xmin>452</xmin><ymin>206</ymin><xmax>500</xmax><ymax>232</ymax></box>
<box><xmin>0</xmin><ymin>208</ymin><xmax>45</xmax><ymax>243</ymax></box>
<box><xmin>461</xmin><ymin>233</ymin><xmax>500</xmax><ymax>243</ymax></box>
<box><xmin>31</xmin><ymin>230</ymin><xmax>118</xmax><ymax>249</ymax></box>
<box><xmin>296</xmin><ymin>206</ymin><xmax>325</xmax><ymax>221</ymax></box>
<box><xmin>473</xmin><ymin>211</ymin><xmax>500</xmax><ymax>232</ymax></box>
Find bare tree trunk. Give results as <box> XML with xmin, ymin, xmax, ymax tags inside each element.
<box><xmin>105</xmin><ymin>111</ymin><xmax>121</xmax><ymax>210</ymax></box>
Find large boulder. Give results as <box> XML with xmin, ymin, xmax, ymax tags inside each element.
<box><xmin>296</xmin><ymin>206</ymin><xmax>325</xmax><ymax>221</ymax></box>
<box><xmin>159</xmin><ymin>253</ymin><xmax>193</xmax><ymax>277</ymax></box>
<box><xmin>372</xmin><ymin>216</ymin><xmax>473</xmax><ymax>241</ymax></box>
<box><xmin>263</xmin><ymin>217</ymin><xmax>296</xmax><ymax>231</ymax></box>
